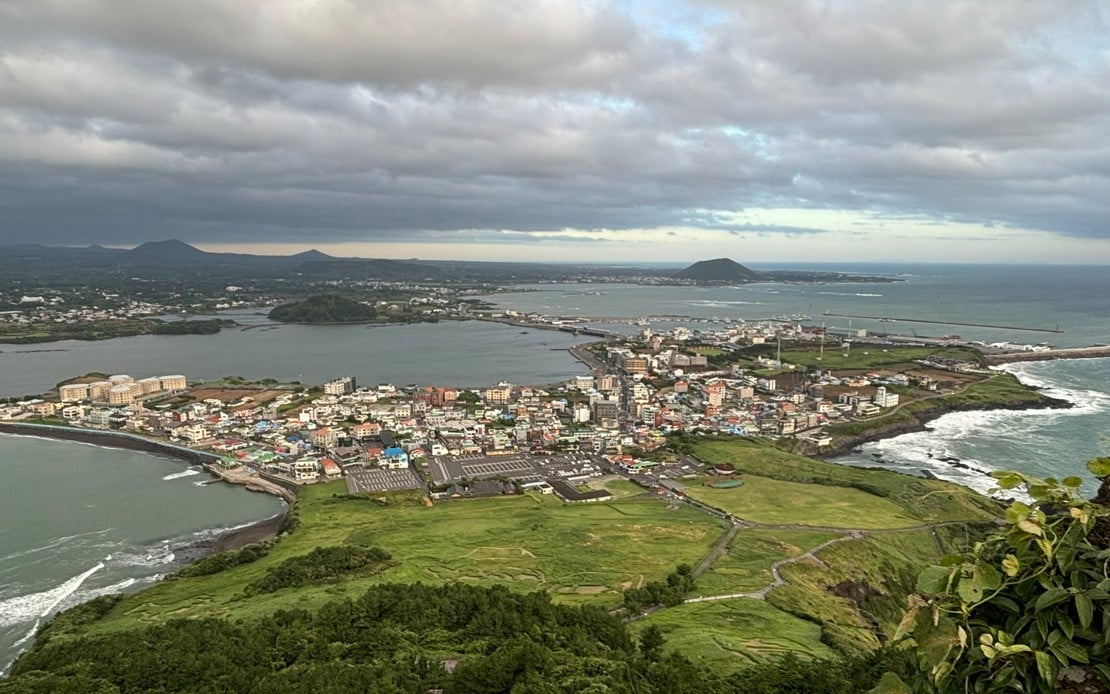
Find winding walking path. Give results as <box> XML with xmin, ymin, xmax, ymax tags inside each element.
<box><xmin>681</xmin><ymin>518</ymin><xmax>989</xmax><ymax>604</ymax></box>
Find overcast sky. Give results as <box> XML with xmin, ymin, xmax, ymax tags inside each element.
<box><xmin>1</xmin><ymin>0</ymin><xmax>1108</xmax><ymax>263</ymax></box>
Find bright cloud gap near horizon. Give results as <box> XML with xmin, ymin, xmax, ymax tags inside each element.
<box><xmin>0</xmin><ymin>0</ymin><xmax>1109</xmax><ymax>263</ymax></box>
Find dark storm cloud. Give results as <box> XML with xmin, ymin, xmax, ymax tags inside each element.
<box><xmin>0</xmin><ymin>0</ymin><xmax>1107</xmax><ymax>247</ymax></box>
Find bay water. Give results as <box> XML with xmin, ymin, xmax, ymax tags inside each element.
<box><xmin>0</xmin><ymin>317</ymin><xmax>590</xmax><ymax>398</ymax></box>
<box><xmin>0</xmin><ymin>435</ymin><xmax>283</xmax><ymax>674</ymax></box>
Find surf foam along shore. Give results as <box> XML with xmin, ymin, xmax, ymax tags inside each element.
<box><xmin>0</xmin><ymin>563</ymin><xmax>104</xmax><ymax>675</ymax></box>
<box><xmin>816</xmin><ymin>374</ymin><xmax>1072</xmax><ymax>459</ymax></box>
<box><xmin>0</xmin><ymin>508</ymin><xmax>289</xmax><ymax>676</ymax></box>
<box><xmin>0</xmin><ymin>428</ymin><xmax>293</xmax><ymax>674</ymax></box>
<box><xmin>828</xmin><ymin>359</ymin><xmax>1110</xmax><ymax>497</ymax></box>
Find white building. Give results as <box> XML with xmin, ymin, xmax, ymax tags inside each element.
<box><xmin>59</xmin><ymin>384</ymin><xmax>90</xmax><ymax>402</ymax></box>
<box><xmin>573</xmin><ymin>403</ymin><xmax>592</xmax><ymax>423</ymax></box>
<box><xmin>159</xmin><ymin>375</ymin><xmax>188</xmax><ymax>392</ymax></box>
<box><xmin>108</xmin><ymin>385</ymin><xmax>134</xmax><ymax>406</ymax></box>
<box><xmin>324</xmin><ymin>376</ymin><xmax>356</xmax><ymax>396</ymax></box>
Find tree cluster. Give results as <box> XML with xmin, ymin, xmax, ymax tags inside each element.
<box><xmin>173</xmin><ymin>541</ymin><xmax>273</xmax><ymax>579</ymax></box>
<box><xmin>623</xmin><ymin>564</ymin><xmax>697</xmax><ymax>613</ymax></box>
<box><xmin>243</xmin><ymin>546</ymin><xmax>393</xmax><ymax>595</ymax></box>
<box><xmin>268</xmin><ymin>294</ymin><xmax>379</xmax><ymax>323</ymax></box>
<box><xmin>6</xmin><ymin>581</ymin><xmax>903</xmax><ymax>694</ymax></box>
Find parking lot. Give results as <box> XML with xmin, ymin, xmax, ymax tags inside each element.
<box><xmin>426</xmin><ymin>452</ymin><xmax>603</xmax><ymax>485</ymax></box>
<box><xmin>346</xmin><ymin>467</ymin><xmax>425</xmax><ymax>494</ymax></box>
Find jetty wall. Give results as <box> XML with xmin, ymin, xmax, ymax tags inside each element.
<box><xmin>0</xmin><ymin>422</ymin><xmax>219</xmax><ymax>464</ymax></box>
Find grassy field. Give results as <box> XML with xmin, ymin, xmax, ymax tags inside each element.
<box><xmin>780</xmin><ymin>345</ymin><xmax>984</xmax><ymax>370</ymax></box>
<box><xmin>688</xmin><ymin>345</ymin><xmax>726</xmax><ymax>357</ymax></box>
<box><xmin>693</xmin><ymin>529</ymin><xmax>844</xmax><ymax>597</ymax></box>
<box><xmin>644</xmin><ymin>529</ymin><xmax>968</xmax><ymax>662</ymax></box>
<box><xmin>631</xmin><ymin>598</ymin><xmax>837</xmax><ymax>668</ymax></box>
<box><xmin>685</xmin><ymin>475</ymin><xmax>920</xmax><ymax>528</ymax></box>
<box><xmin>47</xmin><ymin>437</ymin><xmax>999</xmax><ymax>670</ymax></box>
<box><xmin>691</xmin><ymin>438</ymin><xmax>1000</xmax><ymax>524</ymax></box>
<box><xmin>594</xmin><ymin>477</ymin><xmax>650</xmax><ymax>499</ymax></box>
<box><xmin>81</xmin><ymin>483</ymin><xmax>726</xmax><ymax>634</ymax></box>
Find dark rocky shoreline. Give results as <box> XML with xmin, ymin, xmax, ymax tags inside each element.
<box><xmin>814</xmin><ymin>393</ymin><xmax>1073</xmax><ymax>459</ymax></box>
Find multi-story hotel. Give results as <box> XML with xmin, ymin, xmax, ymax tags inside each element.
<box><xmin>323</xmin><ymin>376</ymin><xmax>356</xmax><ymax>396</ymax></box>
<box><xmin>58</xmin><ymin>373</ymin><xmax>188</xmax><ymax>404</ymax></box>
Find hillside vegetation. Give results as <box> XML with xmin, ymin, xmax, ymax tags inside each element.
<box><xmin>268</xmin><ymin>294</ymin><xmax>379</xmax><ymax>323</ymax></box>
<box><xmin>3</xmin><ymin>440</ymin><xmax>1016</xmax><ymax>692</ymax></box>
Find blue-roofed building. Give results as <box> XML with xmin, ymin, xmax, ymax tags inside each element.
<box><xmin>381</xmin><ymin>446</ymin><xmax>409</xmax><ymax>469</ymax></box>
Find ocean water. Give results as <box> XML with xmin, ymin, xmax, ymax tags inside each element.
<box><xmin>0</xmin><ymin>434</ymin><xmax>284</xmax><ymax>674</ymax></box>
<box><xmin>830</xmin><ymin>358</ymin><xmax>1110</xmax><ymax>499</ymax></box>
<box><xmin>484</xmin><ymin>263</ymin><xmax>1108</xmax><ymax>347</ymax></box>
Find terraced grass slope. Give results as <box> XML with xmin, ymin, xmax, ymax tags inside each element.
<box><xmin>626</xmin><ymin>439</ymin><xmax>1001</xmax><ymax>663</ymax></box>
<box><xmin>68</xmin><ymin>484</ymin><xmax>725</xmax><ymax>636</ymax></box>
<box><xmin>631</xmin><ymin>599</ymin><xmax>837</xmax><ymax>668</ymax></box>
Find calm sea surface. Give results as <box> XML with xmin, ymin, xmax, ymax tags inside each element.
<box><xmin>0</xmin><ymin>316</ymin><xmax>590</xmax><ymax>398</ymax></box>
<box><xmin>1</xmin><ymin>264</ymin><xmax>1108</xmax><ymax>672</ymax></box>
<box><xmin>482</xmin><ymin>263</ymin><xmax>1108</xmax><ymax>347</ymax></box>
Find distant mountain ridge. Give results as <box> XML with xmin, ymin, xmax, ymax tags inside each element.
<box><xmin>0</xmin><ymin>241</ymin><xmax>899</xmax><ymax>284</ymax></box>
<box><xmin>0</xmin><ymin>239</ymin><xmax>432</xmax><ymax>280</ymax></box>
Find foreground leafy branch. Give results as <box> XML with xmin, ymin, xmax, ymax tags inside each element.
<box><xmin>875</xmin><ymin>458</ymin><xmax>1110</xmax><ymax>694</ymax></box>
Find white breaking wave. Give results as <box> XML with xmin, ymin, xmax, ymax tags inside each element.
<box><xmin>840</xmin><ymin>362</ymin><xmax>1110</xmax><ymax>497</ymax></box>
<box><xmin>186</xmin><ymin>515</ymin><xmax>278</xmax><ymax>543</ymax></box>
<box><xmin>996</xmin><ymin>363</ymin><xmax>1110</xmax><ymax>417</ymax></box>
<box><xmin>689</xmin><ymin>300</ymin><xmax>762</xmax><ymax>307</ymax></box>
<box><xmin>0</xmin><ymin>529</ymin><xmax>113</xmax><ymax>564</ymax></box>
<box><xmin>162</xmin><ymin>468</ymin><xmax>202</xmax><ymax>481</ymax></box>
<box><xmin>115</xmin><ymin>549</ymin><xmax>176</xmax><ymax>568</ymax></box>
<box><xmin>70</xmin><ymin>577</ymin><xmax>138</xmax><ymax>604</ymax></box>
<box><xmin>0</xmin><ymin>563</ymin><xmax>104</xmax><ymax>628</ymax></box>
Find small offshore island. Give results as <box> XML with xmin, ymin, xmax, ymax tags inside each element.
<box><xmin>267</xmin><ymin>293</ymin><xmax>450</xmax><ymax>325</ymax></box>
<box><xmin>1</xmin><ymin>316</ymin><xmax>1100</xmax><ymax>691</ymax></box>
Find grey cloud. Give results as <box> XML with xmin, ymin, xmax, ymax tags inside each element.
<box><xmin>0</xmin><ymin>0</ymin><xmax>1108</xmax><ymax>248</ymax></box>
<box><xmin>0</xmin><ymin>0</ymin><xmax>656</xmax><ymax>90</ymax></box>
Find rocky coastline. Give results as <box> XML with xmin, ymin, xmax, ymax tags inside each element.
<box><xmin>814</xmin><ymin>392</ymin><xmax>1073</xmax><ymax>459</ymax></box>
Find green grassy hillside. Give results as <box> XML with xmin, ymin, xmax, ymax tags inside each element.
<box><xmin>9</xmin><ymin>439</ymin><xmax>1000</xmax><ymax>691</ymax></box>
